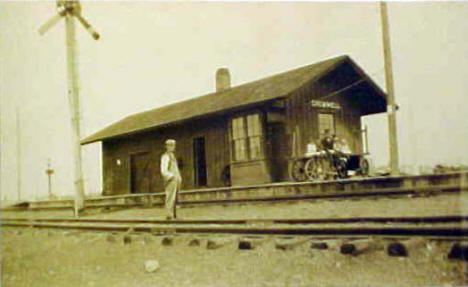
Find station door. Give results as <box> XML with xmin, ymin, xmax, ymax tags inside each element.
<box><xmin>130</xmin><ymin>152</ymin><xmax>151</xmax><ymax>194</ymax></box>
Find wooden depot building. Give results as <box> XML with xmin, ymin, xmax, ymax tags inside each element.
<box><xmin>82</xmin><ymin>55</ymin><xmax>387</xmax><ymax>195</ymax></box>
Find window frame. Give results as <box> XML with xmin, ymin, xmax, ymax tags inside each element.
<box><xmin>231</xmin><ymin>117</ymin><xmax>247</xmax><ymax>161</ymax></box>
<box><xmin>317</xmin><ymin>112</ymin><xmax>336</xmax><ymax>138</ymax></box>
<box><xmin>229</xmin><ymin>112</ymin><xmax>265</xmax><ymax>162</ymax></box>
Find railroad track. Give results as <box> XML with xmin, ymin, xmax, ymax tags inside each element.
<box><xmin>3</xmin><ymin>215</ymin><xmax>468</xmax><ymax>225</ymax></box>
<box><xmin>3</xmin><ymin>215</ymin><xmax>468</xmax><ymax>238</ymax></box>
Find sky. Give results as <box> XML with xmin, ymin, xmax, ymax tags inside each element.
<box><xmin>1</xmin><ymin>1</ymin><xmax>467</xmax><ymax>202</ymax></box>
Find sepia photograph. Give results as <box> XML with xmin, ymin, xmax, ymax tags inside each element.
<box><xmin>1</xmin><ymin>1</ymin><xmax>467</xmax><ymax>286</ymax></box>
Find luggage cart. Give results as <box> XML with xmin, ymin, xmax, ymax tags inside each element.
<box><xmin>288</xmin><ymin>150</ymin><xmax>369</xmax><ymax>182</ymax></box>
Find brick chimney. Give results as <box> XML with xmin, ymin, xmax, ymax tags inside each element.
<box><xmin>216</xmin><ymin>68</ymin><xmax>231</xmax><ymax>92</ymax></box>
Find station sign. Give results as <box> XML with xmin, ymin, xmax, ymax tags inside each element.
<box><xmin>310</xmin><ymin>100</ymin><xmax>341</xmax><ymax>110</ymax></box>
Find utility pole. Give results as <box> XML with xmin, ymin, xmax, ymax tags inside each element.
<box><xmin>46</xmin><ymin>159</ymin><xmax>55</xmax><ymax>199</ymax></box>
<box><xmin>380</xmin><ymin>1</ymin><xmax>400</xmax><ymax>176</ymax></box>
<box><xmin>39</xmin><ymin>1</ymin><xmax>100</xmax><ymax>216</ymax></box>
<box><xmin>16</xmin><ymin>106</ymin><xmax>22</xmax><ymax>201</ymax></box>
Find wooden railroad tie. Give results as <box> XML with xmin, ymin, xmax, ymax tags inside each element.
<box><xmin>448</xmin><ymin>242</ymin><xmax>468</xmax><ymax>261</ymax></box>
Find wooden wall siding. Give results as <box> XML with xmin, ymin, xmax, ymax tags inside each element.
<box><xmin>284</xmin><ymin>72</ymin><xmax>365</xmax><ymax>157</ymax></box>
<box><xmin>102</xmin><ymin>116</ymin><xmax>229</xmax><ymax>195</ymax></box>
<box><xmin>335</xmin><ymin>111</ymin><xmax>362</xmax><ymax>153</ymax></box>
<box><xmin>102</xmin><ymin>141</ymin><xmax>114</xmax><ymax>195</ymax></box>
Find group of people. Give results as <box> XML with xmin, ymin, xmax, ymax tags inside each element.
<box><xmin>319</xmin><ymin>129</ymin><xmax>351</xmax><ymax>154</ymax></box>
<box><xmin>306</xmin><ymin>129</ymin><xmax>351</xmax><ymax>155</ymax></box>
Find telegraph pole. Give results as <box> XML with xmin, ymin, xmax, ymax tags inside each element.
<box><xmin>65</xmin><ymin>8</ymin><xmax>85</xmax><ymax>215</ymax></box>
<box><xmin>46</xmin><ymin>159</ymin><xmax>55</xmax><ymax>199</ymax></box>
<box><xmin>380</xmin><ymin>1</ymin><xmax>400</xmax><ymax>176</ymax></box>
<box><xmin>39</xmin><ymin>1</ymin><xmax>100</xmax><ymax>216</ymax></box>
<box><xmin>16</xmin><ymin>106</ymin><xmax>22</xmax><ymax>201</ymax></box>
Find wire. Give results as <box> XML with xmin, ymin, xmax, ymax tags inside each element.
<box><xmin>317</xmin><ymin>66</ymin><xmax>385</xmax><ymax>101</ymax></box>
<box><xmin>319</xmin><ymin>79</ymin><xmax>367</xmax><ymax>101</ymax></box>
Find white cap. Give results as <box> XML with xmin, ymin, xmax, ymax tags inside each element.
<box><xmin>165</xmin><ymin>139</ymin><xmax>176</xmax><ymax>145</ymax></box>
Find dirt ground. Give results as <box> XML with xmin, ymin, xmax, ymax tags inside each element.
<box><xmin>1</xmin><ymin>192</ymin><xmax>467</xmax><ymax>286</ymax></box>
<box><xmin>1</xmin><ymin>227</ymin><xmax>467</xmax><ymax>287</ymax></box>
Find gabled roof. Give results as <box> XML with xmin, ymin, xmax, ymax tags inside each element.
<box><xmin>82</xmin><ymin>55</ymin><xmax>385</xmax><ymax>145</ymax></box>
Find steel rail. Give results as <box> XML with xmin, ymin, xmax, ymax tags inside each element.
<box><xmin>2</xmin><ymin>215</ymin><xmax>468</xmax><ymax>225</ymax></box>
<box><xmin>2</xmin><ymin>220</ymin><xmax>468</xmax><ymax>238</ymax></box>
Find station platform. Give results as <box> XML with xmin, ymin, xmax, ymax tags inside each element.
<box><xmin>2</xmin><ymin>189</ymin><xmax>467</xmax><ymax>221</ymax></box>
<box><xmin>3</xmin><ymin>172</ymin><xmax>467</xmax><ymax>213</ymax></box>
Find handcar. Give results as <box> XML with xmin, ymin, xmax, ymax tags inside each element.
<box><xmin>288</xmin><ymin>142</ymin><xmax>369</xmax><ymax>182</ymax></box>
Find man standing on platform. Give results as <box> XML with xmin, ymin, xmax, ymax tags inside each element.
<box><xmin>160</xmin><ymin>139</ymin><xmax>181</xmax><ymax>220</ymax></box>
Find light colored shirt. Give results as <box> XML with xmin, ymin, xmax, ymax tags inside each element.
<box><xmin>160</xmin><ymin>152</ymin><xmax>181</xmax><ymax>182</ymax></box>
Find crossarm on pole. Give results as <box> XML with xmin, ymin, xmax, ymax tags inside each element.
<box><xmin>38</xmin><ymin>11</ymin><xmax>65</xmax><ymax>35</ymax></box>
<box><xmin>75</xmin><ymin>13</ymin><xmax>100</xmax><ymax>40</ymax></box>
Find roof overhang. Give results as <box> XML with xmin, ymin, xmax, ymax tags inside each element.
<box><xmin>315</xmin><ymin>58</ymin><xmax>387</xmax><ymax>116</ymax></box>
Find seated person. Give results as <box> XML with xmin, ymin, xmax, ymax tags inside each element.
<box><xmin>306</xmin><ymin>137</ymin><xmax>319</xmax><ymax>155</ymax></box>
<box><xmin>334</xmin><ymin>137</ymin><xmax>352</xmax><ymax>155</ymax></box>
<box><xmin>320</xmin><ymin>129</ymin><xmax>335</xmax><ymax>151</ymax></box>
<box><xmin>321</xmin><ymin>131</ymin><xmax>346</xmax><ymax>173</ymax></box>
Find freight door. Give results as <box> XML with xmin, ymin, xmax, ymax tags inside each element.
<box><xmin>130</xmin><ymin>152</ymin><xmax>151</xmax><ymax>194</ymax></box>
<box><xmin>268</xmin><ymin>123</ymin><xmax>287</xmax><ymax>181</ymax></box>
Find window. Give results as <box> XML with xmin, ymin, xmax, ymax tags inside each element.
<box><xmin>318</xmin><ymin>113</ymin><xmax>335</xmax><ymax>136</ymax></box>
<box><xmin>231</xmin><ymin>114</ymin><xmax>263</xmax><ymax>161</ymax></box>
<box><xmin>247</xmin><ymin>114</ymin><xmax>262</xmax><ymax>159</ymax></box>
<box><xmin>232</xmin><ymin>117</ymin><xmax>247</xmax><ymax>161</ymax></box>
